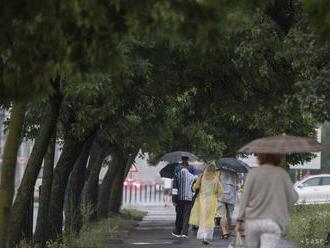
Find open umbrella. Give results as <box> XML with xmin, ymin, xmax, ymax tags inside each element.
<box><xmin>238</xmin><ymin>134</ymin><xmax>322</xmax><ymax>154</ymax></box>
<box><xmin>215</xmin><ymin>158</ymin><xmax>249</xmax><ymax>173</ymax></box>
<box><xmin>159</xmin><ymin>163</ymin><xmax>178</xmax><ymax>178</ymax></box>
<box><xmin>160</xmin><ymin>151</ymin><xmax>199</xmax><ymax>163</ymax></box>
<box><xmin>159</xmin><ymin>161</ymin><xmax>206</xmax><ymax>178</ymax></box>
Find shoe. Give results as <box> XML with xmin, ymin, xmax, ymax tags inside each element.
<box><xmin>202</xmin><ymin>239</ymin><xmax>211</xmax><ymax>245</ymax></box>
<box><xmin>192</xmin><ymin>225</ymin><xmax>199</xmax><ymax>231</ymax></box>
<box><xmin>171</xmin><ymin>232</ymin><xmax>181</xmax><ymax>238</ymax></box>
<box><xmin>181</xmin><ymin>234</ymin><xmax>189</xmax><ymax>239</ymax></box>
<box><xmin>222</xmin><ymin>233</ymin><xmax>230</xmax><ymax>239</ymax></box>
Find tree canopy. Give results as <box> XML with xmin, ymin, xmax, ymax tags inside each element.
<box><xmin>1</xmin><ymin>0</ymin><xmax>330</xmax><ymax>247</ymax></box>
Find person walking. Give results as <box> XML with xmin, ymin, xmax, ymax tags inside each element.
<box><xmin>171</xmin><ymin>156</ymin><xmax>196</xmax><ymax>238</ymax></box>
<box><xmin>216</xmin><ymin>169</ymin><xmax>239</xmax><ymax>239</ymax></box>
<box><xmin>235</xmin><ymin>153</ymin><xmax>298</xmax><ymax>248</ymax></box>
<box><xmin>189</xmin><ymin>164</ymin><xmax>222</xmax><ymax>245</ymax></box>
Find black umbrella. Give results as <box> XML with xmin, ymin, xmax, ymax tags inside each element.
<box><xmin>159</xmin><ymin>163</ymin><xmax>178</xmax><ymax>178</ymax></box>
<box><xmin>215</xmin><ymin>158</ymin><xmax>250</xmax><ymax>173</ymax></box>
<box><xmin>159</xmin><ymin>161</ymin><xmax>206</xmax><ymax>178</ymax></box>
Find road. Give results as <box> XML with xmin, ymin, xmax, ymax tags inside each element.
<box><xmin>108</xmin><ymin>206</ymin><xmax>298</xmax><ymax>248</ymax></box>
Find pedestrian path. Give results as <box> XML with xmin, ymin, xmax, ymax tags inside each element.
<box><xmin>108</xmin><ymin>206</ymin><xmax>297</xmax><ymax>248</ymax></box>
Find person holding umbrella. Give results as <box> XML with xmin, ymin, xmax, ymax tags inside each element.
<box><xmin>159</xmin><ymin>152</ymin><xmax>201</xmax><ymax>178</ymax></box>
<box><xmin>214</xmin><ymin>158</ymin><xmax>248</xmax><ymax>239</ymax></box>
<box><xmin>216</xmin><ymin>169</ymin><xmax>239</xmax><ymax>239</ymax></box>
<box><xmin>171</xmin><ymin>156</ymin><xmax>197</xmax><ymax>238</ymax></box>
<box><xmin>236</xmin><ymin>134</ymin><xmax>322</xmax><ymax>248</ymax></box>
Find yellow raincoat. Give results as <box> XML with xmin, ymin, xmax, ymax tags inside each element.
<box><xmin>189</xmin><ymin>170</ymin><xmax>222</xmax><ymax>231</ymax></box>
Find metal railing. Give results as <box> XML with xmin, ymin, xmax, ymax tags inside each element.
<box><xmin>122</xmin><ymin>183</ymin><xmax>165</xmax><ymax>206</ymax></box>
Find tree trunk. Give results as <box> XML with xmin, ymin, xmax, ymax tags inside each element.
<box><xmin>64</xmin><ymin>136</ymin><xmax>94</xmax><ymax>234</ymax></box>
<box><xmin>8</xmin><ymin>93</ymin><xmax>62</xmax><ymax>247</ymax></box>
<box><xmin>46</xmin><ymin>135</ymin><xmax>85</xmax><ymax>241</ymax></box>
<box><xmin>0</xmin><ymin>101</ymin><xmax>26</xmax><ymax>248</ymax></box>
<box><xmin>21</xmin><ymin>196</ymin><xmax>33</xmax><ymax>241</ymax></box>
<box><xmin>34</xmin><ymin>133</ymin><xmax>56</xmax><ymax>247</ymax></box>
<box><xmin>99</xmin><ymin>148</ymin><xmax>138</xmax><ymax>218</ymax></box>
<box><xmin>108</xmin><ymin>149</ymin><xmax>129</xmax><ymax>215</ymax></box>
<box><xmin>108</xmin><ymin>166</ymin><xmax>127</xmax><ymax>215</ymax></box>
<box><xmin>80</xmin><ymin>140</ymin><xmax>110</xmax><ymax>222</ymax></box>
<box><xmin>97</xmin><ymin>159</ymin><xmax>119</xmax><ymax>220</ymax></box>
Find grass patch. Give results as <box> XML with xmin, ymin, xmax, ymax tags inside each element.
<box><xmin>18</xmin><ymin>208</ymin><xmax>147</xmax><ymax>248</ymax></box>
<box><xmin>286</xmin><ymin>204</ymin><xmax>330</xmax><ymax>248</ymax></box>
<box><xmin>120</xmin><ymin>208</ymin><xmax>147</xmax><ymax>221</ymax></box>
<box><xmin>61</xmin><ymin>208</ymin><xmax>147</xmax><ymax>248</ymax></box>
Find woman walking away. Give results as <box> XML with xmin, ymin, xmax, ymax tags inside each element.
<box><xmin>235</xmin><ymin>154</ymin><xmax>298</xmax><ymax>248</ymax></box>
<box><xmin>190</xmin><ymin>164</ymin><xmax>222</xmax><ymax>245</ymax></box>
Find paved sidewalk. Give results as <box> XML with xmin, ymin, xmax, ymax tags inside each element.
<box><xmin>108</xmin><ymin>206</ymin><xmax>297</xmax><ymax>248</ymax></box>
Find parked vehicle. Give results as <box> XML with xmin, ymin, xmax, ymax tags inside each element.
<box><xmin>294</xmin><ymin>174</ymin><xmax>330</xmax><ymax>204</ymax></box>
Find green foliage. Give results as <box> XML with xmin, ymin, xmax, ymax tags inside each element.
<box><xmin>4</xmin><ymin>1</ymin><xmax>330</xmax><ymax>247</ymax></box>
<box><xmin>2</xmin><ymin>0</ymin><xmax>325</xmax><ymax>154</ymax></box>
<box><xmin>0</xmin><ymin>0</ymin><xmax>252</xmax><ymax>102</ymax></box>
<box><xmin>287</xmin><ymin>204</ymin><xmax>330</xmax><ymax>248</ymax></box>
<box><xmin>9</xmin><ymin>0</ymin><xmax>323</xmax><ymax>164</ymax></box>
<box><xmin>277</xmin><ymin>13</ymin><xmax>330</xmax><ymax>123</ymax></box>
<box><xmin>303</xmin><ymin>0</ymin><xmax>330</xmax><ymax>42</ymax></box>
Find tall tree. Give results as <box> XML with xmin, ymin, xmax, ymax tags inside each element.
<box><xmin>80</xmin><ymin>136</ymin><xmax>111</xmax><ymax>223</ymax></box>
<box><xmin>64</xmin><ymin>136</ymin><xmax>94</xmax><ymax>234</ymax></box>
<box><xmin>34</xmin><ymin>132</ymin><xmax>56</xmax><ymax>247</ymax></box>
<box><xmin>8</xmin><ymin>80</ymin><xmax>62</xmax><ymax>247</ymax></box>
<box><xmin>0</xmin><ymin>102</ymin><xmax>26</xmax><ymax>248</ymax></box>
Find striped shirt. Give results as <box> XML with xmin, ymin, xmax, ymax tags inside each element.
<box><xmin>172</xmin><ymin>168</ymin><xmax>196</xmax><ymax>202</ymax></box>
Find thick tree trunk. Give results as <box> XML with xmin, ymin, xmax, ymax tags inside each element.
<box><xmin>97</xmin><ymin>159</ymin><xmax>119</xmax><ymax>220</ymax></box>
<box><xmin>108</xmin><ymin>149</ymin><xmax>129</xmax><ymax>215</ymax></box>
<box><xmin>0</xmin><ymin>102</ymin><xmax>26</xmax><ymax>248</ymax></box>
<box><xmin>8</xmin><ymin>93</ymin><xmax>62</xmax><ymax>247</ymax></box>
<box><xmin>81</xmin><ymin>140</ymin><xmax>110</xmax><ymax>222</ymax></box>
<box><xmin>64</xmin><ymin>137</ymin><xmax>94</xmax><ymax>234</ymax></box>
<box><xmin>21</xmin><ymin>196</ymin><xmax>33</xmax><ymax>241</ymax></box>
<box><xmin>46</xmin><ymin>135</ymin><xmax>85</xmax><ymax>241</ymax></box>
<box><xmin>108</xmin><ymin>167</ymin><xmax>127</xmax><ymax>215</ymax></box>
<box><xmin>34</xmin><ymin>133</ymin><xmax>56</xmax><ymax>247</ymax></box>
<box><xmin>101</xmin><ymin>148</ymin><xmax>138</xmax><ymax>217</ymax></box>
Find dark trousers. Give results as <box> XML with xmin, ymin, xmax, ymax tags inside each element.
<box><xmin>174</xmin><ymin>200</ymin><xmax>193</xmax><ymax>235</ymax></box>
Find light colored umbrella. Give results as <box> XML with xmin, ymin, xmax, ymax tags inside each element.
<box><xmin>160</xmin><ymin>151</ymin><xmax>199</xmax><ymax>163</ymax></box>
<box><xmin>238</xmin><ymin>134</ymin><xmax>322</xmax><ymax>154</ymax></box>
